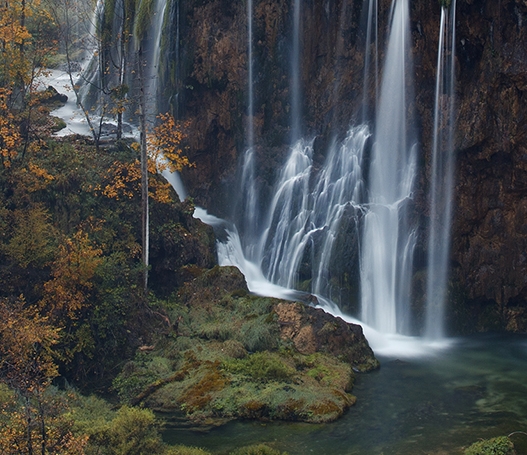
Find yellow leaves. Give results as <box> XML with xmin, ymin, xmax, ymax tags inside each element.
<box><xmin>97</xmin><ymin>159</ymin><xmax>142</xmax><ymax>200</ymax></box>
<box><xmin>0</xmin><ymin>89</ymin><xmax>20</xmax><ymax>169</ymax></box>
<box><xmin>147</xmin><ymin>113</ymin><xmax>193</xmax><ymax>174</ymax></box>
<box><xmin>0</xmin><ymin>296</ymin><xmax>60</xmax><ymax>392</ymax></box>
<box><xmin>2</xmin><ymin>204</ymin><xmax>56</xmax><ymax>269</ymax></box>
<box><xmin>0</xmin><ymin>382</ymin><xmax>89</xmax><ymax>455</ymax></box>
<box><xmin>41</xmin><ymin>230</ymin><xmax>103</xmax><ymax>320</ymax></box>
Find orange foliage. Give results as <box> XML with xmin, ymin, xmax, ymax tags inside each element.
<box><xmin>147</xmin><ymin>113</ymin><xmax>193</xmax><ymax>173</ymax></box>
<box><xmin>0</xmin><ymin>296</ymin><xmax>59</xmax><ymax>394</ymax></box>
<box><xmin>0</xmin><ymin>89</ymin><xmax>21</xmax><ymax>168</ymax></box>
<box><xmin>98</xmin><ymin>114</ymin><xmax>192</xmax><ymax>204</ymax></box>
<box><xmin>41</xmin><ymin>230</ymin><xmax>102</xmax><ymax>321</ymax></box>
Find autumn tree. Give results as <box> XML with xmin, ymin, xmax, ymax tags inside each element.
<box><xmin>39</xmin><ymin>230</ymin><xmax>103</xmax><ymax>364</ymax></box>
<box><xmin>0</xmin><ymin>297</ymin><xmax>87</xmax><ymax>454</ymax></box>
<box><xmin>96</xmin><ymin>113</ymin><xmax>192</xmax><ymax>295</ymax></box>
<box><xmin>0</xmin><ymin>88</ymin><xmax>21</xmax><ymax>169</ymax></box>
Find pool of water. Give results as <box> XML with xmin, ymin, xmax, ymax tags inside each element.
<box><xmin>163</xmin><ymin>334</ymin><xmax>527</xmax><ymax>454</ymax></box>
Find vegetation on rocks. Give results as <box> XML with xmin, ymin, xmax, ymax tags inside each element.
<box><xmin>463</xmin><ymin>436</ymin><xmax>516</xmax><ymax>455</ymax></box>
<box><xmin>113</xmin><ymin>266</ymin><xmax>377</xmax><ymax>426</ymax></box>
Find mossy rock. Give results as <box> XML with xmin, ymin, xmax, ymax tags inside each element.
<box><xmin>464</xmin><ymin>436</ymin><xmax>516</xmax><ymax>455</ymax></box>
<box><xmin>115</xmin><ymin>265</ymin><xmax>377</xmax><ymax>425</ymax></box>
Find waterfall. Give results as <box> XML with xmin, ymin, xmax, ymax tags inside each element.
<box><xmin>226</xmin><ymin>0</ymin><xmax>421</xmax><ymax>337</ymax></box>
<box><xmin>360</xmin><ymin>0</ymin><xmax>417</xmax><ymax>335</ymax></box>
<box><xmin>236</xmin><ymin>0</ymin><xmax>259</xmax><ymax>251</ymax></box>
<box><xmin>146</xmin><ymin>0</ymin><xmax>168</xmax><ymax>120</ymax></box>
<box><xmin>240</xmin><ymin>126</ymin><xmax>368</xmax><ymax>301</ymax></box>
<box><xmin>76</xmin><ymin>0</ymin><xmax>459</xmax><ymax>345</ymax></box>
<box><xmin>173</xmin><ymin>0</ymin><xmax>181</xmax><ymax>119</ymax></box>
<box><xmin>425</xmin><ymin>0</ymin><xmax>457</xmax><ymax>339</ymax></box>
<box><xmin>291</xmin><ymin>0</ymin><xmax>302</xmax><ymax>143</ymax></box>
<box><xmin>361</xmin><ymin>0</ymin><xmax>379</xmax><ymax>122</ymax></box>
<box><xmin>247</xmin><ymin>0</ymin><xmax>255</xmax><ymax>151</ymax></box>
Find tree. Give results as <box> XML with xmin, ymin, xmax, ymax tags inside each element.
<box><xmin>0</xmin><ymin>296</ymin><xmax>60</xmax><ymax>454</ymax></box>
<box><xmin>39</xmin><ymin>230</ymin><xmax>102</xmax><ymax>363</ymax></box>
<box><xmin>0</xmin><ymin>88</ymin><xmax>21</xmax><ymax>169</ymax></box>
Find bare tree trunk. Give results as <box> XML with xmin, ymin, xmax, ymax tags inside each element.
<box><xmin>25</xmin><ymin>395</ymin><xmax>34</xmax><ymax>455</ymax></box>
<box><xmin>137</xmin><ymin>47</ymin><xmax>149</xmax><ymax>296</ymax></box>
<box><xmin>37</xmin><ymin>392</ymin><xmax>46</xmax><ymax>455</ymax></box>
<box><xmin>116</xmin><ymin>0</ymin><xmax>127</xmax><ymax>140</ymax></box>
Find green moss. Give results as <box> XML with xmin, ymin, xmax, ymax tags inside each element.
<box><xmin>113</xmin><ymin>355</ymin><xmax>174</xmax><ymax>403</ymax></box>
<box><xmin>229</xmin><ymin>443</ymin><xmax>288</xmax><ymax>455</ymax></box>
<box><xmin>223</xmin><ymin>352</ymin><xmax>295</xmax><ymax>382</ymax></box>
<box><xmin>165</xmin><ymin>446</ymin><xmax>212</xmax><ymax>455</ymax></box>
<box><xmin>180</xmin><ymin>362</ymin><xmax>229</xmax><ymax>411</ymax></box>
<box><xmin>464</xmin><ymin>436</ymin><xmax>516</xmax><ymax>455</ymax></box>
<box><xmin>134</xmin><ymin>0</ymin><xmax>155</xmax><ymax>42</ymax></box>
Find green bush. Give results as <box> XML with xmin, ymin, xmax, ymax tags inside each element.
<box><xmin>229</xmin><ymin>443</ymin><xmax>288</xmax><ymax>455</ymax></box>
<box><xmin>464</xmin><ymin>436</ymin><xmax>516</xmax><ymax>455</ymax></box>
<box><xmin>164</xmin><ymin>446</ymin><xmax>211</xmax><ymax>455</ymax></box>
<box><xmin>100</xmin><ymin>406</ymin><xmax>165</xmax><ymax>455</ymax></box>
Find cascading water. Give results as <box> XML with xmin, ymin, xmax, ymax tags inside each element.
<box><xmin>74</xmin><ymin>0</ymin><xmax>458</xmax><ymax>348</ymax></box>
<box><xmin>361</xmin><ymin>0</ymin><xmax>379</xmax><ymax>122</ymax></box>
<box><xmin>146</xmin><ymin>0</ymin><xmax>168</xmax><ymax>119</ymax></box>
<box><xmin>173</xmin><ymin>0</ymin><xmax>181</xmax><ymax>119</ymax></box>
<box><xmin>425</xmin><ymin>0</ymin><xmax>457</xmax><ymax>339</ymax></box>
<box><xmin>291</xmin><ymin>0</ymin><xmax>302</xmax><ymax>143</ymax></box>
<box><xmin>236</xmin><ymin>0</ymin><xmax>259</xmax><ymax>250</ymax></box>
<box><xmin>360</xmin><ymin>0</ymin><xmax>417</xmax><ymax>335</ymax></box>
<box><xmin>227</xmin><ymin>0</ymin><xmax>421</xmax><ymax>339</ymax></box>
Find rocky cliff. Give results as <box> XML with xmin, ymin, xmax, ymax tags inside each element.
<box><xmin>161</xmin><ymin>0</ymin><xmax>527</xmax><ymax>333</ymax></box>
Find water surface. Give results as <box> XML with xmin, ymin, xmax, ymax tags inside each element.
<box><xmin>164</xmin><ymin>334</ymin><xmax>527</xmax><ymax>454</ymax></box>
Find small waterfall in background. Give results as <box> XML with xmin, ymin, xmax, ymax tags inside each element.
<box><xmin>361</xmin><ymin>0</ymin><xmax>378</xmax><ymax>122</ymax></box>
<box><xmin>360</xmin><ymin>0</ymin><xmax>417</xmax><ymax>335</ymax></box>
<box><xmin>173</xmin><ymin>0</ymin><xmax>181</xmax><ymax>119</ymax></box>
<box><xmin>77</xmin><ymin>0</ymin><xmax>104</xmax><ymax>108</ymax></box>
<box><xmin>146</xmin><ymin>0</ymin><xmax>168</xmax><ymax>120</ymax></box>
<box><xmin>425</xmin><ymin>0</ymin><xmax>457</xmax><ymax>339</ymax></box>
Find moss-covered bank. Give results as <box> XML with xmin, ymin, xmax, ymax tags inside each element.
<box><xmin>114</xmin><ymin>266</ymin><xmax>379</xmax><ymax>426</ymax></box>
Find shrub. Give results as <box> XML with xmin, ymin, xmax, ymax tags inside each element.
<box><xmin>164</xmin><ymin>446</ymin><xmax>211</xmax><ymax>455</ymax></box>
<box><xmin>464</xmin><ymin>436</ymin><xmax>516</xmax><ymax>455</ymax></box>
<box><xmin>101</xmin><ymin>406</ymin><xmax>165</xmax><ymax>455</ymax></box>
<box><xmin>229</xmin><ymin>444</ymin><xmax>288</xmax><ymax>455</ymax></box>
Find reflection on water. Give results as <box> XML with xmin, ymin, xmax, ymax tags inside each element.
<box><xmin>163</xmin><ymin>334</ymin><xmax>527</xmax><ymax>454</ymax></box>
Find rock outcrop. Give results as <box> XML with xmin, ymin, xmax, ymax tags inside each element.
<box><xmin>116</xmin><ymin>266</ymin><xmax>379</xmax><ymax>425</ymax></box>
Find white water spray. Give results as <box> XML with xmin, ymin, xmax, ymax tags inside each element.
<box><xmin>236</xmin><ymin>0</ymin><xmax>259</xmax><ymax>248</ymax></box>
<box><xmin>360</xmin><ymin>0</ymin><xmax>417</xmax><ymax>335</ymax></box>
<box><xmin>425</xmin><ymin>0</ymin><xmax>457</xmax><ymax>339</ymax></box>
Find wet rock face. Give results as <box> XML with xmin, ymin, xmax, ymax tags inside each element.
<box><xmin>171</xmin><ymin>0</ymin><xmax>527</xmax><ymax>332</ymax></box>
<box><xmin>446</xmin><ymin>0</ymin><xmax>527</xmax><ymax>330</ymax></box>
<box><xmin>274</xmin><ymin>301</ymin><xmax>380</xmax><ymax>372</ymax></box>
